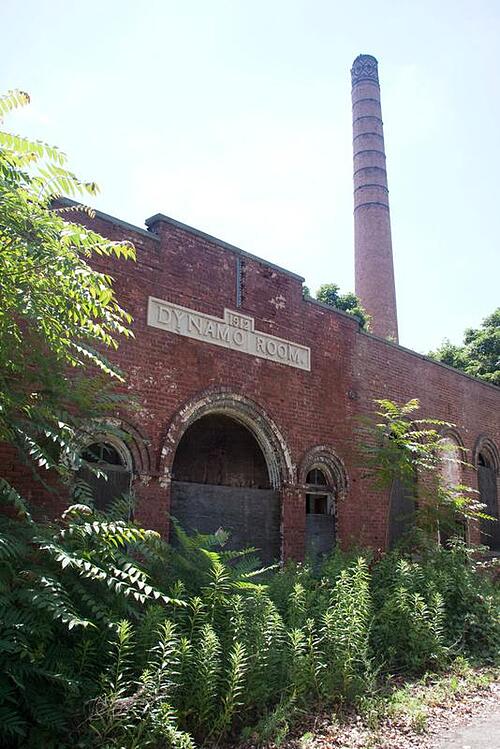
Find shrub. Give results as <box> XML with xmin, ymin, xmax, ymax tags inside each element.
<box><xmin>0</xmin><ymin>485</ymin><xmax>182</xmax><ymax>747</ymax></box>
<box><xmin>1</xmin><ymin>499</ymin><xmax>498</xmax><ymax>748</ymax></box>
<box><xmin>371</xmin><ymin>555</ymin><xmax>447</xmax><ymax>673</ymax></box>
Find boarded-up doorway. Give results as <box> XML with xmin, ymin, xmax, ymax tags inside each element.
<box><xmin>478</xmin><ymin>453</ymin><xmax>500</xmax><ymax>551</ymax></box>
<box><xmin>170</xmin><ymin>414</ymin><xmax>280</xmax><ymax>562</ymax></box>
<box><xmin>304</xmin><ymin>468</ymin><xmax>336</xmax><ymax>558</ymax></box>
<box><xmin>388</xmin><ymin>477</ymin><xmax>416</xmax><ymax>548</ymax></box>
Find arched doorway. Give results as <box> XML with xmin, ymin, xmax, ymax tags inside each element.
<box><xmin>170</xmin><ymin>414</ymin><xmax>281</xmax><ymax>562</ymax></box>
<box><xmin>299</xmin><ymin>447</ymin><xmax>347</xmax><ymax>559</ymax></box>
<box><xmin>305</xmin><ymin>467</ymin><xmax>336</xmax><ymax>557</ymax></box>
<box><xmin>477</xmin><ymin>449</ymin><xmax>500</xmax><ymax>552</ymax></box>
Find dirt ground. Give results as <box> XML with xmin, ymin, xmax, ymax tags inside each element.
<box><xmin>240</xmin><ymin>675</ymin><xmax>500</xmax><ymax>749</ymax></box>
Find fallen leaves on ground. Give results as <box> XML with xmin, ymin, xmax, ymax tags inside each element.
<box><xmin>239</xmin><ymin>670</ymin><xmax>499</xmax><ymax>749</ymax></box>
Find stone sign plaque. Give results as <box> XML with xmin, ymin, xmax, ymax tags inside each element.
<box><xmin>147</xmin><ymin>297</ymin><xmax>311</xmax><ymax>371</ymax></box>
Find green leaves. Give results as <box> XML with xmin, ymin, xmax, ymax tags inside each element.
<box><xmin>0</xmin><ymin>483</ymin><xmax>191</xmax><ymax>748</ymax></box>
<box><xmin>372</xmin><ymin>555</ymin><xmax>449</xmax><ymax>673</ymax></box>
<box><xmin>0</xmin><ymin>90</ymin><xmax>31</xmax><ymax>117</ymax></box>
<box><xmin>215</xmin><ymin>640</ymin><xmax>248</xmax><ymax>737</ymax></box>
<box><xmin>0</xmin><ymin>88</ymin><xmax>135</xmax><ymax>485</ymax></box>
<box><xmin>1</xmin><ymin>493</ymin><xmax>498</xmax><ymax>748</ymax></box>
<box><xmin>428</xmin><ymin>307</ymin><xmax>500</xmax><ymax>386</ymax></box>
<box><xmin>359</xmin><ymin>398</ymin><xmax>490</xmax><ymax>543</ymax></box>
<box><xmin>315</xmin><ymin>282</ymin><xmax>371</xmax><ymax>329</ymax></box>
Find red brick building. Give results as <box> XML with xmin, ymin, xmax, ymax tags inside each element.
<box><xmin>3</xmin><ymin>56</ymin><xmax>499</xmax><ymax>560</ymax></box>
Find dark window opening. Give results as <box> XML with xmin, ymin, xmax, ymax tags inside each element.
<box><xmin>478</xmin><ymin>451</ymin><xmax>500</xmax><ymax>551</ymax></box>
<box><xmin>172</xmin><ymin>414</ymin><xmax>270</xmax><ymax>489</ymax></box>
<box><xmin>82</xmin><ymin>442</ymin><xmax>124</xmax><ymax>466</ymax></box>
<box><xmin>305</xmin><ymin>468</ymin><xmax>334</xmax><ymax>516</ymax></box>
<box><xmin>306</xmin><ymin>494</ymin><xmax>328</xmax><ymax>514</ymax></box>
<box><xmin>78</xmin><ymin>441</ymin><xmax>131</xmax><ymax>512</ymax></box>
<box><xmin>306</xmin><ymin>468</ymin><xmax>327</xmax><ymax>486</ymax></box>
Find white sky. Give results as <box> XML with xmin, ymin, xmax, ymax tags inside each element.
<box><xmin>3</xmin><ymin>0</ymin><xmax>499</xmax><ymax>352</ymax></box>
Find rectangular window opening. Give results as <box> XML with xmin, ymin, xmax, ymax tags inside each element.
<box><xmin>306</xmin><ymin>494</ymin><xmax>328</xmax><ymax>514</ymax></box>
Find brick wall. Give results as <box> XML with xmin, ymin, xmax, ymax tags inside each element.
<box><xmin>2</xmin><ymin>206</ymin><xmax>499</xmax><ymax>559</ymax></box>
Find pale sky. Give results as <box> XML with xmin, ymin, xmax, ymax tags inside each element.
<box><xmin>3</xmin><ymin>0</ymin><xmax>499</xmax><ymax>352</ymax></box>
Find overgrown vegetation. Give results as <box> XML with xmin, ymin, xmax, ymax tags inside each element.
<box><xmin>359</xmin><ymin>398</ymin><xmax>491</xmax><ymax>541</ymax></box>
<box><xmin>1</xmin><ymin>495</ymin><xmax>498</xmax><ymax>748</ymax></box>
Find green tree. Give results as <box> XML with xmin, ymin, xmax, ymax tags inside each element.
<box><xmin>428</xmin><ymin>308</ymin><xmax>499</xmax><ymax>386</ymax></box>
<box><xmin>0</xmin><ymin>90</ymin><xmax>135</xmax><ymax>481</ymax></box>
<box><xmin>315</xmin><ymin>283</ymin><xmax>370</xmax><ymax>329</ymax></box>
<box><xmin>0</xmin><ymin>90</ymin><xmax>183</xmax><ymax>746</ymax></box>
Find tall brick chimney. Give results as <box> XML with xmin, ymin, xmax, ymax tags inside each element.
<box><xmin>351</xmin><ymin>54</ymin><xmax>399</xmax><ymax>341</ymax></box>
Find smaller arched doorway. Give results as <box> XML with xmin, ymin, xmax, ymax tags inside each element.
<box><xmin>477</xmin><ymin>449</ymin><xmax>500</xmax><ymax>552</ymax></box>
<box><xmin>170</xmin><ymin>414</ymin><xmax>281</xmax><ymax>562</ymax></box>
<box><xmin>388</xmin><ymin>476</ymin><xmax>416</xmax><ymax>549</ymax></box>
<box><xmin>438</xmin><ymin>435</ymin><xmax>466</xmax><ymax>546</ymax></box>
<box><xmin>305</xmin><ymin>467</ymin><xmax>336</xmax><ymax>557</ymax></box>
<box><xmin>300</xmin><ymin>447</ymin><xmax>347</xmax><ymax>559</ymax></box>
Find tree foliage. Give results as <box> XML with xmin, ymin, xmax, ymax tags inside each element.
<box><xmin>314</xmin><ymin>282</ymin><xmax>370</xmax><ymax>329</ymax></box>
<box><xmin>2</xmin><ymin>488</ymin><xmax>499</xmax><ymax>747</ymax></box>
<box><xmin>0</xmin><ymin>482</ymin><xmax>191</xmax><ymax>747</ymax></box>
<box><xmin>359</xmin><ymin>398</ymin><xmax>491</xmax><ymax>542</ymax></box>
<box><xmin>428</xmin><ymin>308</ymin><xmax>500</xmax><ymax>386</ymax></box>
<box><xmin>0</xmin><ymin>89</ymin><xmax>136</xmax><ymax>482</ymax></box>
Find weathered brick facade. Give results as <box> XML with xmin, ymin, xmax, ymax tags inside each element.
<box><xmin>2</xmin><ymin>201</ymin><xmax>498</xmax><ymax>560</ymax></box>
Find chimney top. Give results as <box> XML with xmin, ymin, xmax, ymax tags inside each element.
<box><xmin>351</xmin><ymin>54</ymin><xmax>379</xmax><ymax>86</ymax></box>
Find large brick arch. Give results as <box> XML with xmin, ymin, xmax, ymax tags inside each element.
<box><xmin>158</xmin><ymin>388</ymin><xmax>294</xmax><ymax>490</ymax></box>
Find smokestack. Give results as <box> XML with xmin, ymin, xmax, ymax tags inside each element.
<box><xmin>351</xmin><ymin>54</ymin><xmax>399</xmax><ymax>341</ymax></box>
